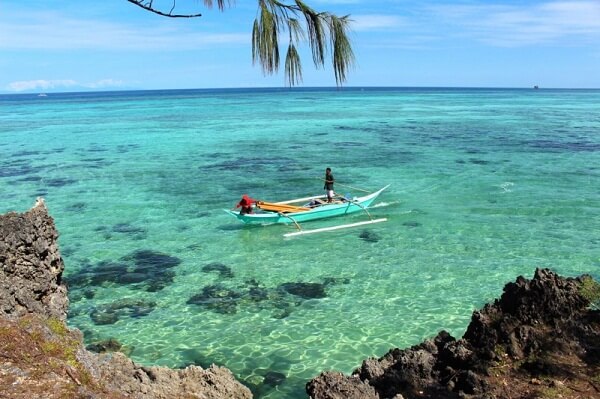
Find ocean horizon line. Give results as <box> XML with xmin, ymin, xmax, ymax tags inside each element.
<box><xmin>1</xmin><ymin>85</ymin><xmax>600</xmax><ymax>98</ymax></box>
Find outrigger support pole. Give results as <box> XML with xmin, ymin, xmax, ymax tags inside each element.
<box><xmin>278</xmin><ymin>212</ymin><xmax>302</xmax><ymax>231</ymax></box>
<box><xmin>346</xmin><ymin>199</ymin><xmax>374</xmax><ymax>220</ymax></box>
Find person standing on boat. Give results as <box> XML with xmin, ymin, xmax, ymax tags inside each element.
<box><xmin>234</xmin><ymin>194</ymin><xmax>257</xmax><ymax>214</ymax></box>
<box><xmin>324</xmin><ymin>167</ymin><xmax>335</xmax><ymax>203</ymax></box>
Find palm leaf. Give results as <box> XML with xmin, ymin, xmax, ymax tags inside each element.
<box><xmin>285</xmin><ymin>44</ymin><xmax>302</xmax><ymax>86</ymax></box>
<box><xmin>253</xmin><ymin>1</ymin><xmax>280</xmax><ymax>74</ymax></box>
<box><xmin>294</xmin><ymin>0</ymin><xmax>326</xmax><ymax>67</ymax></box>
<box><xmin>329</xmin><ymin>15</ymin><xmax>355</xmax><ymax>85</ymax></box>
<box><xmin>203</xmin><ymin>0</ymin><xmax>233</xmax><ymax>11</ymax></box>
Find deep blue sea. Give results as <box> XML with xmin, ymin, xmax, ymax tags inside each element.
<box><xmin>1</xmin><ymin>87</ymin><xmax>599</xmax><ymax>398</ymax></box>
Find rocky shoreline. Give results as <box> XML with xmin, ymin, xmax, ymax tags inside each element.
<box><xmin>1</xmin><ymin>199</ymin><xmax>252</xmax><ymax>399</ymax></box>
<box><xmin>307</xmin><ymin>269</ymin><xmax>600</xmax><ymax>399</ymax></box>
<box><xmin>1</xmin><ymin>200</ymin><xmax>599</xmax><ymax>398</ymax></box>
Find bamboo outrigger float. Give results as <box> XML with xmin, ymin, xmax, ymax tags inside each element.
<box><xmin>225</xmin><ymin>185</ymin><xmax>390</xmax><ymax>237</ymax></box>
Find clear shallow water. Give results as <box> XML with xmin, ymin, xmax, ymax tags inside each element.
<box><xmin>1</xmin><ymin>87</ymin><xmax>599</xmax><ymax>398</ymax></box>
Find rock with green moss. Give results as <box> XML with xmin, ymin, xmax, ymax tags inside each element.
<box><xmin>0</xmin><ymin>200</ymin><xmax>253</xmax><ymax>399</ymax></box>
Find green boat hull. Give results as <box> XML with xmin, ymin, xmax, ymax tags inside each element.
<box><xmin>225</xmin><ymin>185</ymin><xmax>389</xmax><ymax>225</ymax></box>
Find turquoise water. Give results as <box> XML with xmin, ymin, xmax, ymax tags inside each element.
<box><xmin>1</xmin><ymin>88</ymin><xmax>599</xmax><ymax>398</ymax></box>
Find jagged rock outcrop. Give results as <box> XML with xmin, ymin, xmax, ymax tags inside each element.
<box><xmin>96</xmin><ymin>352</ymin><xmax>251</xmax><ymax>399</ymax></box>
<box><xmin>0</xmin><ymin>198</ymin><xmax>68</xmax><ymax>320</ymax></box>
<box><xmin>307</xmin><ymin>269</ymin><xmax>600</xmax><ymax>399</ymax></box>
<box><xmin>0</xmin><ymin>200</ymin><xmax>252</xmax><ymax>399</ymax></box>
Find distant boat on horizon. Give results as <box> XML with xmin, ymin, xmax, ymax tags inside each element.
<box><xmin>533</xmin><ymin>85</ymin><xmax>539</xmax><ymax>89</ymax></box>
<box><xmin>37</xmin><ymin>93</ymin><xmax>48</xmax><ymax>97</ymax></box>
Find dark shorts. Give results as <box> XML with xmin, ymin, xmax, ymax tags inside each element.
<box><xmin>240</xmin><ymin>206</ymin><xmax>253</xmax><ymax>214</ymax></box>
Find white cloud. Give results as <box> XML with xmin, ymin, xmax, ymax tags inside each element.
<box><xmin>7</xmin><ymin>79</ymin><xmax>77</xmax><ymax>92</ymax></box>
<box><xmin>0</xmin><ymin>11</ymin><xmax>247</xmax><ymax>51</ymax></box>
<box><xmin>84</xmin><ymin>79</ymin><xmax>125</xmax><ymax>89</ymax></box>
<box><xmin>429</xmin><ymin>1</ymin><xmax>600</xmax><ymax>47</ymax></box>
<box><xmin>6</xmin><ymin>79</ymin><xmax>124</xmax><ymax>92</ymax></box>
<box><xmin>352</xmin><ymin>14</ymin><xmax>407</xmax><ymax>31</ymax></box>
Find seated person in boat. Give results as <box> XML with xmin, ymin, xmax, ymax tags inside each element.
<box><xmin>308</xmin><ymin>198</ymin><xmax>325</xmax><ymax>208</ymax></box>
<box><xmin>235</xmin><ymin>194</ymin><xmax>257</xmax><ymax>214</ymax></box>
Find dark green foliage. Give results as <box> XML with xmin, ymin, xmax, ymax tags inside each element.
<box><xmin>580</xmin><ymin>275</ymin><xmax>600</xmax><ymax>310</ymax></box>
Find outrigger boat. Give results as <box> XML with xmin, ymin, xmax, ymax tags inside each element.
<box><xmin>225</xmin><ymin>185</ymin><xmax>390</xmax><ymax>237</ymax></box>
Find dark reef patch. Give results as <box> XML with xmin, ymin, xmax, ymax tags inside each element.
<box><xmin>322</xmin><ymin>277</ymin><xmax>351</xmax><ymax>286</ymax></box>
<box><xmin>15</xmin><ymin>175</ymin><xmax>43</xmax><ymax>183</ymax></box>
<box><xmin>81</xmin><ymin>157</ymin><xmax>105</xmax><ymax>162</ymax></box>
<box><xmin>334</xmin><ymin>141</ymin><xmax>364</xmax><ymax>148</ymax></box>
<box><xmin>80</xmin><ymin>157</ymin><xmax>115</xmax><ymax>169</ymax></box>
<box><xmin>203</xmin><ymin>156</ymin><xmax>295</xmax><ymax>171</ymax></box>
<box><xmin>65</xmin><ymin>202</ymin><xmax>87</xmax><ymax>212</ymax></box>
<box><xmin>403</xmin><ymin>221</ymin><xmax>422</xmax><ymax>228</ymax></box>
<box><xmin>202</xmin><ymin>262</ymin><xmax>234</xmax><ymax>278</ymax></box>
<box><xmin>263</xmin><ymin>371</ymin><xmax>286</xmax><ymax>387</ymax></box>
<box><xmin>279</xmin><ymin>282</ymin><xmax>327</xmax><ymax>299</ymax></box>
<box><xmin>90</xmin><ymin>298</ymin><xmax>156</xmax><ymax>325</ymax></box>
<box><xmin>87</xmin><ymin>145</ymin><xmax>109</xmax><ymax>153</ymax></box>
<box><xmin>83</xmin><ymin>289</ymin><xmax>96</xmax><ymax>299</ymax></box>
<box><xmin>12</xmin><ymin>150</ymin><xmax>41</xmax><ymax>157</ymax></box>
<box><xmin>46</xmin><ymin>177</ymin><xmax>77</xmax><ymax>187</ymax></box>
<box><xmin>187</xmin><ymin>284</ymin><xmax>242</xmax><ymax>314</ymax></box>
<box><xmin>60</xmin><ymin>247</ymin><xmax>76</xmax><ymax>257</ymax></box>
<box><xmin>123</xmin><ymin>249</ymin><xmax>181</xmax><ymax>270</ymax></box>
<box><xmin>526</xmin><ymin>139</ymin><xmax>600</xmax><ymax>153</ymax></box>
<box><xmin>187</xmin><ymin>277</ymin><xmax>345</xmax><ymax>318</ymax></box>
<box><xmin>116</xmin><ymin>144</ymin><xmax>141</xmax><ymax>153</ymax></box>
<box><xmin>64</xmin><ymin>250</ymin><xmax>181</xmax><ymax>293</ymax></box>
<box><xmin>178</xmin><ymin>348</ymin><xmax>214</xmax><ymax>369</ymax></box>
<box><xmin>86</xmin><ymin>338</ymin><xmax>125</xmax><ymax>354</ymax></box>
<box><xmin>469</xmin><ymin>159</ymin><xmax>490</xmax><ymax>165</ymax></box>
<box><xmin>359</xmin><ymin>230</ymin><xmax>381</xmax><ymax>243</ymax></box>
<box><xmin>88</xmin><ymin>261</ymin><xmax>129</xmax><ymax>286</ymax></box>
<box><xmin>0</xmin><ymin>163</ymin><xmax>45</xmax><ymax>178</ymax></box>
<box><xmin>112</xmin><ymin>223</ymin><xmax>147</xmax><ymax>237</ymax></box>
<box><xmin>245</xmin><ymin>279</ymin><xmax>269</xmax><ymax>299</ymax></box>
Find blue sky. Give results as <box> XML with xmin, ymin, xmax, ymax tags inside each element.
<box><xmin>1</xmin><ymin>0</ymin><xmax>599</xmax><ymax>93</ymax></box>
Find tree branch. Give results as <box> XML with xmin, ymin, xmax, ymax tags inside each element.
<box><xmin>126</xmin><ymin>0</ymin><xmax>203</xmax><ymax>18</ymax></box>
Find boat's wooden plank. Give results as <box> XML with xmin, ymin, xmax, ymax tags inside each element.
<box><xmin>257</xmin><ymin>201</ymin><xmax>310</xmax><ymax>213</ymax></box>
<box><xmin>283</xmin><ymin>218</ymin><xmax>388</xmax><ymax>237</ymax></box>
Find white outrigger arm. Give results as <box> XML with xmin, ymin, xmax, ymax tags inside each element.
<box><xmin>283</xmin><ymin>217</ymin><xmax>388</xmax><ymax>238</ymax></box>
<box><xmin>283</xmin><ymin>197</ymin><xmax>388</xmax><ymax>238</ymax></box>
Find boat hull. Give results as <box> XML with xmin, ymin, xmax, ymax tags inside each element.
<box><xmin>225</xmin><ymin>185</ymin><xmax>389</xmax><ymax>225</ymax></box>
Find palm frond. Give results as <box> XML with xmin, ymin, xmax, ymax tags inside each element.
<box><xmin>295</xmin><ymin>0</ymin><xmax>326</xmax><ymax>67</ymax></box>
<box><xmin>203</xmin><ymin>0</ymin><xmax>234</xmax><ymax>11</ymax></box>
<box><xmin>329</xmin><ymin>15</ymin><xmax>355</xmax><ymax>85</ymax></box>
<box><xmin>285</xmin><ymin>44</ymin><xmax>303</xmax><ymax>86</ymax></box>
<box><xmin>252</xmin><ymin>1</ymin><xmax>280</xmax><ymax>75</ymax></box>
<box><xmin>287</xmin><ymin>18</ymin><xmax>305</xmax><ymax>43</ymax></box>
